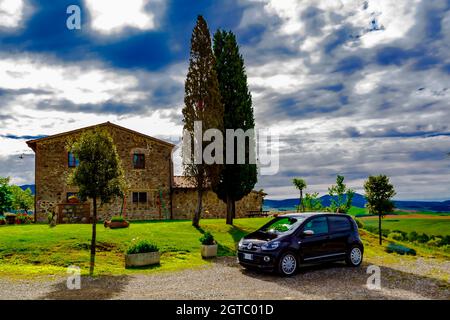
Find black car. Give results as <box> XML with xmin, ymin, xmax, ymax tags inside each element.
<box><xmin>237</xmin><ymin>212</ymin><xmax>364</xmax><ymax>276</ymax></box>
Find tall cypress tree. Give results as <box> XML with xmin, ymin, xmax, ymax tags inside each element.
<box><xmin>182</xmin><ymin>16</ymin><xmax>223</xmax><ymax>228</ymax></box>
<box><xmin>213</xmin><ymin>30</ymin><xmax>257</xmax><ymax>225</ymax></box>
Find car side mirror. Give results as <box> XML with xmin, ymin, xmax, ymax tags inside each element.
<box><xmin>303</xmin><ymin>230</ymin><xmax>314</xmax><ymax>237</ymax></box>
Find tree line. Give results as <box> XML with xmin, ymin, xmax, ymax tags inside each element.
<box><xmin>293</xmin><ymin>174</ymin><xmax>396</xmax><ymax>245</ymax></box>
<box><xmin>0</xmin><ymin>177</ymin><xmax>34</xmax><ymax>216</ymax></box>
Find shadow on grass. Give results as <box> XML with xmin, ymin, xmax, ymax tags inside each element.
<box><xmin>40</xmin><ymin>275</ymin><xmax>131</xmax><ymax>300</ymax></box>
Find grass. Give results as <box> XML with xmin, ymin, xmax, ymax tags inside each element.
<box><xmin>360</xmin><ymin>217</ymin><xmax>450</xmax><ymax>236</ymax></box>
<box><xmin>0</xmin><ymin>216</ymin><xmax>448</xmax><ymax>280</ymax></box>
<box><xmin>0</xmin><ymin>218</ymin><xmax>270</xmax><ymax>278</ymax></box>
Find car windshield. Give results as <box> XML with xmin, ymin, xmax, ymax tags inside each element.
<box><xmin>260</xmin><ymin>216</ymin><xmax>305</xmax><ymax>235</ymax></box>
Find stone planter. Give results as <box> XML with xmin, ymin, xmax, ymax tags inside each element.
<box><xmin>125</xmin><ymin>251</ymin><xmax>160</xmax><ymax>268</ymax></box>
<box><xmin>201</xmin><ymin>244</ymin><xmax>218</xmax><ymax>258</ymax></box>
<box><xmin>108</xmin><ymin>221</ymin><xmax>129</xmax><ymax>229</ymax></box>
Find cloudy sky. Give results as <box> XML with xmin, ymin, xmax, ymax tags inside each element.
<box><xmin>0</xmin><ymin>0</ymin><xmax>449</xmax><ymax>200</ymax></box>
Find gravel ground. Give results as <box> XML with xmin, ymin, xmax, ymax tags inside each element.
<box><xmin>1</xmin><ymin>257</ymin><xmax>449</xmax><ymax>300</ymax></box>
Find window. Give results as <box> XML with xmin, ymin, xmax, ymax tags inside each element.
<box><xmin>328</xmin><ymin>216</ymin><xmax>351</xmax><ymax>233</ymax></box>
<box><xmin>133</xmin><ymin>153</ymin><xmax>145</xmax><ymax>169</ymax></box>
<box><xmin>261</xmin><ymin>216</ymin><xmax>306</xmax><ymax>235</ymax></box>
<box><xmin>68</xmin><ymin>152</ymin><xmax>79</xmax><ymax>167</ymax></box>
<box><xmin>303</xmin><ymin>216</ymin><xmax>328</xmax><ymax>235</ymax></box>
<box><xmin>132</xmin><ymin>192</ymin><xmax>147</xmax><ymax>204</ymax></box>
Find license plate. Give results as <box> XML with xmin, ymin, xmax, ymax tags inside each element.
<box><xmin>244</xmin><ymin>253</ymin><xmax>253</xmax><ymax>260</ymax></box>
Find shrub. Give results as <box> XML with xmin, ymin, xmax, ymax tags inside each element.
<box><xmin>111</xmin><ymin>215</ymin><xmax>126</xmax><ymax>223</ymax></box>
<box><xmin>354</xmin><ymin>218</ymin><xmax>364</xmax><ymax>229</ymax></box>
<box><xmin>126</xmin><ymin>240</ymin><xmax>159</xmax><ymax>254</ymax></box>
<box><xmin>386</xmin><ymin>243</ymin><xmax>416</xmax><ymax>256</ymax></box>
<box><xmin>441</xmin><ymin>235</ymin><xmax>450</xmax><ymax>246</ymax></box>
<box><xmin>0</xmin><ymin>216</ymin><xmax>5</xmax><ymax>225</ymax></box>
<box><xmin>427</xmin><ymin>238</ymin><xmax>442</xmax><ymax>247</ymax></box>
<box><xmin>388</xmin><ymin>232</ymin><xmax>404</xmax><ymax>241</ymax></box>
<box><xmin>408</xmin><ymin>231</ymin><xmax>418</xmax><ymax>242</ymax></box>
<box><xmin>199</xmin><ymin>231</ymin><xmax>216</xmax><ymax>245</ymax></box>
<box><xmin>416</xmin><ymin>233</ymin><xmax>429</xmax><ymax>243</ymax></box>
<box><xmin>15</xmin><ymin>213</ymin><xmax>32</xmax><ymax>224</ymax></box>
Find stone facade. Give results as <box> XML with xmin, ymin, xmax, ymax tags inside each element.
<box><xmin>28</xmin><ymin>122</ymin><xmax>173</xmax><ymax>222</ymax></box>
<box><xmin>27</xmin><ymin>122</ymin><xmax>265</xmax><ymax>223</ymax></box>
<box><xmin>172</xmin><ymin>188</ymin><xmax>265</xmax><ymax>220</ymax></box>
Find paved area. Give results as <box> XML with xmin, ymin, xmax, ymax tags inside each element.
<box><xmin>1</xmin><ymin>257</ymin><xmax>449</xmax><ymax>300</ymax></box>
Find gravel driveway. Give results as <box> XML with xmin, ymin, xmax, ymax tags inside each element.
<box><xmin>1</xmin><ymin>257</ymin><xmax>449</xmax><ymax>300</ymax></box>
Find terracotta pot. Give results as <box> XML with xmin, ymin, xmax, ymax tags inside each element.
<box><xmin>201</xmin><ymin>244</ymin><xmax>218</xmax><ymax>258</ymax></box>
<box><xmin>125</xmin><ymin>251</ymin><xmax>160</xmax><ymax>267</ymax></box>
<box><xmin>109</xmin><ymin>221</ymin><xmax>129</xmax><ymax>229</ymax></box>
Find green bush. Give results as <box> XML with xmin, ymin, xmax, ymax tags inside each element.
<box><xmin>427</xmin><ymin>238</ymin><xmax>442</xmax><ymax>247</ymax></box>
<box><xmin>386</xmin><ymin>243</ymin><xmax>416</xmax><ymax>256</ymax></box>
<box><xmin>111</xmin><ymin>215</ymin><xmax>126</xmax><ymax>222</ymax></box>
<box><xmin>199</xmin><ymin>231</ymin><xmax>215</xmax><ymax>245</ymax></box>
<box><xmin>416</xmin><ymin>233</ymin><xmax>429</xmax><ymax>243</ymax></box>
<box><xmin>126</xmin><ymin>240</ymin><xmax>159</xmax><ymax>254</ymax></box>
<box><xmin>388</xmin><ymin>232</ymin><xmax>404</xmax><ymax>241</ymax></box>
<box><xmin>408</xmin><ymin>231</ymin><xmax>418</xmax><ymax>242</ymax></box>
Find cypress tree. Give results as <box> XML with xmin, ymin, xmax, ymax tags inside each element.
<box><xmin>182</xmin><ymin>16</ymin><xmax>224</xmax><ymax>228</ymax></box>
<box><xmin>213</xmin><ymin>30</ymin><xmax>257</xmax><ymax>225</ymax></box>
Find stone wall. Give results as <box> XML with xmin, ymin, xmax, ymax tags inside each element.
<box><xmin>33</xmin><ymin>124</ymin><xmax>173</xmax><ymax>222</ymax></box>
<box><xmin>172</xmin><ymin>189</ymin><xmax>264</xmax><ymax>220</ymax></box>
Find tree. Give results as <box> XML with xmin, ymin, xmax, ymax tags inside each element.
<box><xmin>182</xmin><ymin>16</ymin><xmax>224</xmax><ymax>228</ymax></box>
<box><xmin>10</xmin><ymin>185</ymin><xmax>34</xmax><ymax>214</ymax></box>
<box><xmin>68</xmin><ymin>129</ymin><xmax>125</xmax><ymax>276</ymax></box>
<box><xmin>303</xmin><ymin>192</ymin><xmax>323</xmax><ymax>211</ymax></box>
<box><xmin>212</xmin><ymin>30</ymin><xmax>257</xmax><ymax>225</ymax></box>
<box><xmin>0</xmin><ymin>177</ymin><xmax>13</xmax><ymax>215</ymax></box>
<box><xmin>292</xmin><ymin>178</ymin><xmax>307</xmax><ymax>212</ymax></box>
<box><xmin>364</xmin><ymin>175</ymin><xmax>396</xmax><ymax>245</ymax></box>
<box><xmin>327</xmin><ymin>175</ymin><xmax>354</xmax><ymax>213</ymax></box>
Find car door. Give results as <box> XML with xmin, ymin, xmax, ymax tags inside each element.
<box><xmin>298</xmin><ymin>216</ymin><xmax>330</xmax><ymax>262</ymax></box>
<box><xmin>327</xmin><ymin>216</ymin><xmax>352</xmax><ymax>255</ymax></box>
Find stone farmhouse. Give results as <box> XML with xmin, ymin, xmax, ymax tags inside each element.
<box><xmin>26</xmin><ymin>122</ymin><xmax>265</xmax><ymax>223</ymax></box>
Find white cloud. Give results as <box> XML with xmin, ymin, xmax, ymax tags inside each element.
<box><xmin>84</xmin><ymin>0</ymin><xmax>163</xmax><ymax>34</ymax></box>
<box><xmin>0</xmin><ymin>0</ymin><xmax>25</xmax><ymax>28</ymax></box>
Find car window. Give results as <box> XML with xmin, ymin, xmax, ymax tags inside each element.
<box><xmin>260</xmin><ymin>216</ymin><xmax>305</xmax><ymax>235</ymax></box>
<box><xmin>328</xmin><ymin>216</ymin><xmax>352</xmax><ymax>232</ymax></box>
<box><xmin>303</xmin><ymin>216</ymin><xmax>328</xmax><ymax>235</ymax></box>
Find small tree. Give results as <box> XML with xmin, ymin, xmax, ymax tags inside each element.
<box><xmin>327</xmin><ymin>175</ymin><xmax>354</xmax><ymax>213</ymax></box>
<box><xmin>292</xmin><ymin>178</ymin><xmax>307</xmax><ymax>212</ymax></box>
<box><xmin>10</xmin><ymin>185</ymin><xmax>34</xmax><ymax>214</ymax></box>
<box><xmin>303</xmin><ymin>192</ymin><xmax>323</xmax><ymax>211</ymax></box>
<box><xmin>68</xmin><ymin>129</ymin><xmax>125</xmax><ymax>276</ymax></box>
<box><xmin>364</xmin><ymin>175</ymin><xmax>396</xmax><ymax>245</ymax></box>
<box><xmin>0</xmin><ymin>177</ymin><xmax>13</xmax><ymax>215</ymax></box>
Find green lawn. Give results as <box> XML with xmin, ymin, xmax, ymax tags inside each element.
<box><xmin>0</xmin><ymin>218</ymin><xmax>270</xmax><ymax>277</ymax></box>
<box><xmin>360</xmin><ymin>217</ymin><xmax>450</xmax><ymax>236</ymax></box>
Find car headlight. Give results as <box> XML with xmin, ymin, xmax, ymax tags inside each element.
<box><xmin>238</xmin><ymin>238</ymin><xmax>244</xmax><ymax>249</ymax></box>
<box><xmin>261</xmin><ymin>241</ymin><xmax>280</xmax><ymax>251</ymax></box>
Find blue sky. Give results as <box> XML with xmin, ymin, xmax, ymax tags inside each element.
<box><xmin>0</xmin><ymin>0</ymin><xmax>449</xmax><ymax>200</ymax></box>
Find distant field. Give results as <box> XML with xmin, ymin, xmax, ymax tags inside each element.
<box><xmin>360</xmin><ymin>216</ymin><xmax>450</xmax><ymax>236</ymax></box>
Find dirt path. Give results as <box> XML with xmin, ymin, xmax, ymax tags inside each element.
<box><xmin>0</xmin><ymin>257</ymin><xmax>448</xmax><ymax>300</ymax></box>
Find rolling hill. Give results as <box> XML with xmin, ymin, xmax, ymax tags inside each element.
<box><xmin>264</xmin><ymin>193</ymin><xmax>450</xmax><ymax>213</ymax></box>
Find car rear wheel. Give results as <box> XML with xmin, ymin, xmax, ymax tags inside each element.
<box><xmin>278</xmin><ymin>252</ymin><xmax>298</xmax><ymax>276</ymax></box>
<box><xmin>346</xmin><ymin>245</ymin><xmax>363</xmax><ymax>267</ymax></box>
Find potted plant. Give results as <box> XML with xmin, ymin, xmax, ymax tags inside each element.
<box><xmin>5</xmin><ymin>213</ymin><xmax>16</xmax><ymax>225</ymax></box>
<box><xmin>125</xmin><ymin>240</ymin><xmax>160</xmax><ymax>268</ymax></box>
<box><xmin>67</xmin><ymin>195</ymin><xmax>79</xmax><ymax>204</ymax></box>
<box><xmin>105</xmin><ymin>215</ymin><xmax>129</xmax><ymax>229</ymax></box>
<box><xmin>199</xmin><ymin>231</ymin><xmax>218</xmax><ymax>258</ymax></box>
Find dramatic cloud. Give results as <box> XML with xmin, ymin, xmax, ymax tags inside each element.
<box><xmin>0</xmin><ymin>0</ymin><xmax>449</xmax><ymax>200</ymax></box>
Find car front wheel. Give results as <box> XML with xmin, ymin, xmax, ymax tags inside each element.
<box><xmin>346</xmin><ymin>245</ymin><xmax>363</xmax><ymax>267</ymax></box>
<box><xmin>277</xmin><ymin>252</ymin><xmax>298</xmax><ymax>276</ymax></box>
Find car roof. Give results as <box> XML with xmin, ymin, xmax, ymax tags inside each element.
<box><xmin>278</xmin><ymin>212</ymin><xmax>351</xmax><ymax>218</ymax></box>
